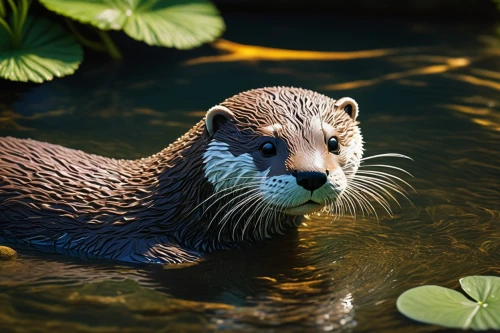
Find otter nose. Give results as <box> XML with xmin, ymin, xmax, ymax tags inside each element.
<box><xmin>295</xmin><ymin>171</ymin><xmax>327</xmax><ymax>192</ymax></box>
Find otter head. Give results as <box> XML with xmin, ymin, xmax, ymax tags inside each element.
<box><xmin>203</xmin><ymin>87</ymin><xmax>363</xmax><ymax>218</ymax></box>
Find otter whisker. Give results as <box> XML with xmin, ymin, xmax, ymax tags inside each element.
<box><xmin>269</xmin><ymin>203</ymin><xmax>287</xmax><ymax>235</ymax></box>
<box><xmin>220</xmin><ymin>190</ymin><xmax>263</xmax><ymax>241</ymax></box>
<box><xmin>353</xmin><ymin>193</ymin><xmax>378</xmax><ymax>219</ymax></box>
<box><xmin>354</xmin><ymin>174</ymin><xmax>409</xmax><ymax>196</ymax></box>
<box><xmin>210</xmin><ymin>186</ymin><xmax>261</xmax><ymax>226</ymax></box>
<box><xmin>255</xmin><ymin>198</ymin><xmax>279</xmax><ymax>240</ymax></box>
<box><xmin>347</xmin><ymin>189</ymin><xmax>362</xmax><ymax>217</ymax></box>
<box><xmin>348</xmin><ymin>187</ymin><xmax>373</xmax><ymax>217</ymax></box>
<box><xmin>354</xmin><ymin>170</ymin><xmax>412</xmax><ymax>189</ymax></box>
<box><xmin>349</xmin><ymin>182</ymin><xmax>392</xmax><ymax>218</ymax></box>
<box><xmin>224</xmin><ymin>191</ymin><xmax>262</xmax><ymax>234</ymax></box>
<box><xmin>213</xmin><ymin>186</ymin><xmax>262</xmax><ymax>232</ymax></box>
<box><xmin>324</xmin><ymin>187</ymin><xmax>338</xmax><ymax>216</ymax></box>
<box><xmin>245</xmin><ymin>186</ymin><xmax>281</xmax><ymax>241</ymax></box>
<box><xmin>353</xmin><ymin>182</ymin><xmax>389</xmax><ymax>217</ymax></box>
<box><xmin>335</xmin><ymin>194</ymin><xmax>346</xmax><ymax>218</ymax></box>
<box><xmin>354</xmin><ymin>169</ymin><xmax>415</xmax><ymax>192</ymax></box>
<box><xmin>357</xmin><ymin>163</ymin><xmax>414</xmax><ymax>178</ymax></box>
<box><xmin>203</xmin><ymin>182</ymin><xmax>262</xmax><ymax>212</ymax></box>
<box><xmin>322</xmin><ymin>191</ymin><xmax>335</xmax><ymax>215</ymax></box>
<box><xmin>351</xmin><ymin>177</ymin><xmax>404</xmax><ymax>209</ymax></box>
<box><xmin>189</xmin><ymin>181</ymin><xmax>262</xmax><ymax>218</ymax></box>
<box><xmin>252</xmin><ymin>201</ymin><xmax>267</xmax><ymax>240</ymax></box>
<box><xmin>326</xmin><ymin>188</ymin><xmax>346</xmax><ymax>218</ymax></box>
<box><xmin>189</xmin><ymin>183</ymin><xmax>255</xmax><ymax>216</ymax></box>
<box><xmin>345</xmin><ymin>183</ymin><xmax>381</xmax><ymax>219</ymax></box>
<box><xmin>245</xmin><ymin>197</ymin><xmax>267</xmax><ymax>231</ymax></box>
<box><xmin>360</xmin><ymin>153</ymin><xmax>413</xmax><ymax>162</ymax></box>
<box><xmin>207</xmin><ymin>186</ymin><xmax>261</xmax><ymax>233</ymax></box>
<box><xmin>337</xmin><ymin>155</ymin><xmax>415</xmax><ymax>220</ymax></box>
<box><xmin>268</xmin><ymin>200</ymin><xmax>282</xmax><ymax>235</ymax></box>
<box><xmin>342</xmin><ymin>188</ymin><xmax>362</xmax><ymax>217</ymax></box>
<box><xmin>211</xmin><ymin>176</ymin><xmax>267</xmax><ymax>185</ymax></box>
<box><xmin>353</xmin><ymin>168</ymin><xmax>415</xmax><ymax>199</ymax></box>
<box><xmin>327</xmin><ymin>192</ymin><xmax>346</xmax><ymax>219</ymax></box>
<box><xmin>339</xmin><ymin>190</ymin><xmax>353</xmax><ymax>217</ymax></box>
<box><xmin>353</xmin><ymin>175</ymin><xmax>411</xmax><ymax>205</ymax></box>
<box><xmin>338</xmin><ymin>187</ymin><xmax>360</xmax><ymax>217</ymax></box>
<box><xmin>256</xmin><ymin>199</ymin><xmax>277</xmax><ymax>238</ymax></box>
<box><xmin>246</xmin><ymin>199</ymin><xmax>268</xmax><ymax>240</ymax></box>
<box><xmin>235</xmin><ymin>194</ymin><xmax>266</xmax><ymax>240</ymax></box>
<box><xmin>335</xmin><ymin>193</ymin><xmax>348</xmax><ymax>218</ymax></box>
<box><xmin>350</xmin><ymin>181</ymin><xmax>394</xmax><ymax>213</ymax></box>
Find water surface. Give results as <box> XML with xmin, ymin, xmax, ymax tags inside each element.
<box><xmin>1</xmin><ymin>14</ymin><xmax>499</xmax><ymax>333</ymax></box>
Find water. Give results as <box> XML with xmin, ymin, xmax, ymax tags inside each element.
<box><xmin>1</xmin><ymin>14</ymin><xmax>500</xmax><ymax>332</ymax></box>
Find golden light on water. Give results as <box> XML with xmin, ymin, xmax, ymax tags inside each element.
<box><xmin>471</xmin><ymin>68</ymin><xmax>500</xmax><ymax>80</ymax></box>
<box><xmin>440</xmin><ymin>104</ymin><xmax>491</xmax><ymax>116</ymax></box>
<box><xmin>184</xmin><ymin>39</ymin><xmax>406</xmax><ymax>66</ymax></box>
<box><xmin>323</xmin><ymin>58</ymin><xmax>470</xmax><ymax>90</ymax></box>
<box><xmin>471</xmin><ymin>118</ymin><xmax>500</xmax><ymax>131</ymax></box>
<box><xmin>440</xmin><ymin>103</ymin><xmax>500</xmax><ymax>132</ymax></box>
<box><xmin>445</xmin><ymin>73</ymin><xmax>500</xmax><ymax>91</ymax></box>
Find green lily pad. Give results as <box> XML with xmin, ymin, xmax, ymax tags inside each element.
<box><xmin>0</xmin><ymin>16</ymin><xmax>83</xmax><ymax>83</ymax></box>
<box><xmin>39</xmin><ymin>0</ymin><xmax>225</xmax><ymax>49</ymax></box>
<box><xmin>397</xmin><ymin>276</ymin><xmax>500</xmax><ymax>330</ymax></box>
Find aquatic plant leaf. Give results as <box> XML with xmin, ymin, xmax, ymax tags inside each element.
<box><xmin>397</xmin><ymin>276</ymin><xmax>500</xmax><ymax>330</ymax></box>
<box><xmin>0</xmin><ymin>16</ymin><xmax>82</xmax><ymax>83</ymax></box>
<box><xmin>39</xmin><ymin>0</ymin><xmax>225</xmax><ymax>49</ymax></box>
<box><xmin>397</xmin><ymin>285</ymin><xmax>478</xmax><ymax>329</ymax></box>
<box><xmin>460</xmin><ymin>276</ymin><xmax>500</xmax><ymax>330</ymax></box>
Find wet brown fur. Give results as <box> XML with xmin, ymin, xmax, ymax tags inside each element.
<box><xmin>0</xmin><ymin>87</ymin><xmax>359</xmax><ymax>264</ymax></box>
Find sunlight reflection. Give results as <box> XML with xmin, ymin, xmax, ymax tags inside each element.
<box><xmin>471</xmin><ymin>118</ymin><xmax>500</xmax><ymax>131</ymax></box>
<box><xmin>149</xmin><ymin>120</ymin><xmax>192</xmax><ymax>128</ymax></box>
<box><xmin>396</xmin><ymin>79</ymin><xmax>428</xmax><ymax>87</ymax></box>
<box><xmin>440</xmin><ymin>104</ymin><xmax>491</xmax><ymax>116</ymax></box>
<box><xmin>185</xmin><ymin>111</ymin><xmax>207</xmax><ymax>117</ymax></box>
<box><xmin>444</xmin><ymin>73</ymin><xmax>500</xmax><ymax>91</ymax></box>
<box><xmin>316</xmin><ymin>293</ymin><xmax>356</xmax><ymax>331</ymax></box>
<box><xmin>470</xmin><ymin>68</ymin><xmax>500</xmax><ymax>81</ymax></box>
<box><xmin>0</xmin><ymin>115</ymin><xmax>33</xmax><ymax>131</ymax></box>
<box><xmin>0</xmin><ymin>104</ymin><xmax>79</xmax><ymax>131</ymax></box>
<box><xmin>184</xmin><ymin>39</ymin><xmax>407</xmax><ymax>66</ymax></box>
<box><xmin>342</xmin><ymin>293</ymin><xmax>354</xmax><ymax>311</ymax></box>
<box><xmin>324</xmin><ymin>58</ymin><xmax>470</xmax><ymax>90</ymax></box>
<box><xmin>440</xmin><ymin>103</ymin><xmax>500</xmax><ymax>132</ymax></box>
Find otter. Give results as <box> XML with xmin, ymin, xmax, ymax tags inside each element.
<box><xmin>0</xmin><ymin>87</ymin><xmax>388</xmax><ymax>264</ymax></box>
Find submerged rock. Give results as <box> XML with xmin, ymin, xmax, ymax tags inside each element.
<box><xmin>0</xmin><ymin>246</ymin><xmax>16</xmax><ymax>261</ymax></box>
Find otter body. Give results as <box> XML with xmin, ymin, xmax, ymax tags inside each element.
<box><xmin>0</xmin><ymin>87</ymin><xmax>364</xmax><ymax>264</ymax></box>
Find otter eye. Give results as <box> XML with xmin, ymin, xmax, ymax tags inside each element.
<box><xmin>260</xmin><ymin>142</ymin><xmax>277</xmax><ymax>157</ymax></box>
<box><xmin>328</xmin><ymin>136</ymin><xmax>340</xmax><ymax>154</ymax></box>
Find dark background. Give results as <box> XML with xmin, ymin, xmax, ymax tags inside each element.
<box><xmin>213</xmin><ymin>0</ymin><xmax>499</xmax><ymax>21</ymax></box>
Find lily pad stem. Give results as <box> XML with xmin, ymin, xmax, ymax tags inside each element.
<box><xmin>5</xmin><ymin>0</ymin><xmax>17</xmax><ymax>19</ymax></box>
<box><xmin>17</xmin><ymin>0</ymin><xmax>30</xmax><ymax>43</ymax></box>
<box><xmin>0</xmin><ymin>16</ymin><xmax>13</xmax><ymax>38</ymax></box>
<box><xmin>5</xmin><ymin>0</ymin><xmax>18</xmax><ymax>46</ymax></box>
<box><xmin>65</xmin><ymin>19</ymin><xmax>106</xmax><ymax>52</ymax></box>
<box><xmin>5</xmin><ymin>0</ymin><xmax>30</xmax><ymax>48</ymax></box>
<box><xmin>0</xmin><ymin>1</ymin><xmax>6</xmax><ymax>17</ymax></box>
<box><xmin>97</xmin><ymin>30</ymin><xmax>122</xmax><ymax>60</ymax></box>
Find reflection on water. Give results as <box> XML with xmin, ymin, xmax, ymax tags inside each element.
<box><xmin>183</xmin><ymin>39</ymin><xmax>406</xmax><ymax>65</ymax></box>
<box><xmin>1</xmin><ymin>14</ymin><xmax>500</xmax><ymax>333</ymax></box>
<box><xmin>324</xmin><ymin>57</ymin><xmax>470</xmax><ymax>90</ymax></box>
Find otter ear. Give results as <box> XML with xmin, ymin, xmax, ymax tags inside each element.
<box><xmin>206</xmin><ymin>105</ymin><xmax>235</xmax><ymax>136</ymax></box>
<box><xmin>335</xmin><ymin>97</ymin><xmax>359</xmax><ymax>121</ymax></box>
